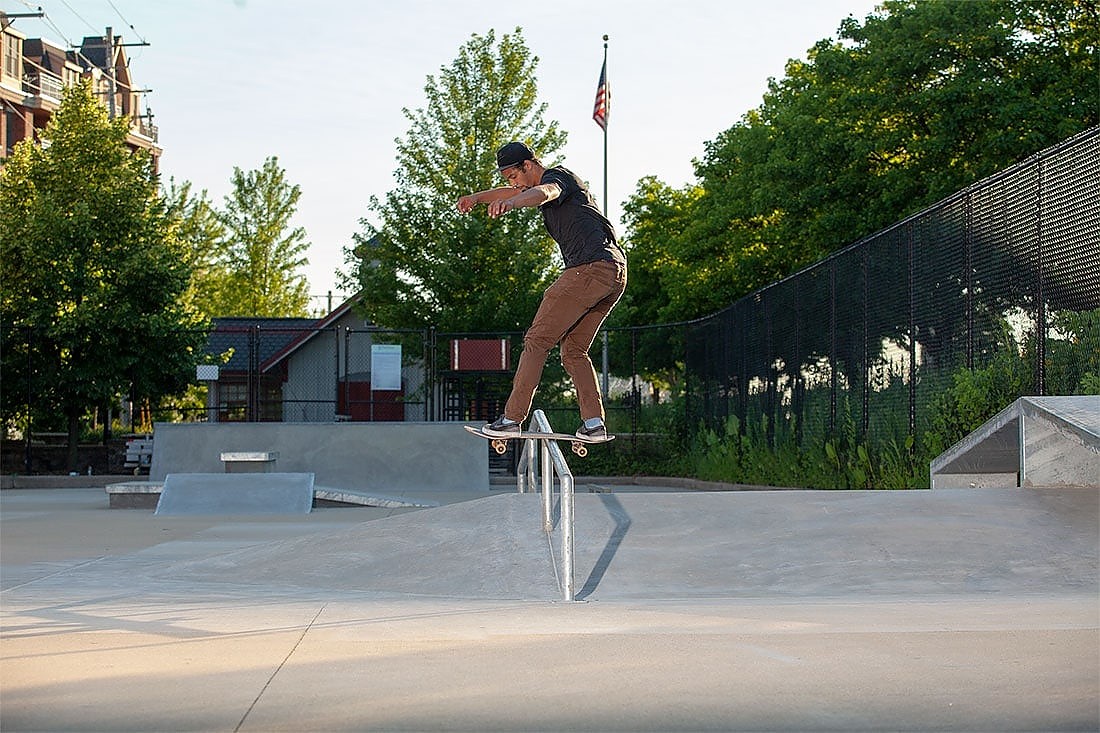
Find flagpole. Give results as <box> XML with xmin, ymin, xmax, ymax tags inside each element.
<box><xmin>602</xmin><ymin>34</ymin><xmax>609</xmax><ymax>219</ymax></box>
<box><xmin>600</xmin><ymin>34</ymin><xmax>610</xmax><ymax>402</ymax></box>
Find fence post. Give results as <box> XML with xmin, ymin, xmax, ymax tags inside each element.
<box><xmin>630</xmin><ymin>328</ymin><xmax>638</xmax><ymax>446</ymax></box>
<box><xmin>906</xmin><ymin>222</ymin><xmax>916</xmax><ymax>437</ymax></box>
<box><xmin>861</xmin><ymin>247</ymin><xmax>870</xmax><ymax>437</ymax></box>
<box><xmin>829</xmin><ymin>261</ymin><xmax>838</xmax><ymax>436</ymax></box>
<box><xmin>24</xmin><ymin>327</ymin><xmax>33</xmax><ymax>474</ymax></box>
<box><xmin>343</xmin><ymin>328</ymin><xmax>351</xmax><ymax>419</ymax></box>
<box><xmin>764</xmin><ymin>291</ymin><xmax>775</xmax><ymax>448</ymax></box>
<box><xmin>332</xmin><ymin>327</ymin><xmax>340</xmax><ymax>419</ymax></box>
<box><xmin>248</xmin><ymin>326</ymin><xmax>258</xmax><ymax>422</ymax></box>
<box><xmin>425</xmin><ymin>327</ymin><xmax>435</xmax><ymax>421</ymax></box>
<box><xmin>1035</xmin><ymin>155</ymin><xmax>1046</xmax><ymax>395</ymax></box>
<box><xmin>965</xmin><ymin>191</ymin><xmax>974</xmax><ymax>370</ymax></box>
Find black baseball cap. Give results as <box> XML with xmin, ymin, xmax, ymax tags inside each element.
<box><xmin>496</xmin><ymin>142</ymin><xmax>535</xmax><ymax>172</ymax></box>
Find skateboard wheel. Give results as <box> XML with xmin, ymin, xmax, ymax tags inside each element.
<box><xmin>492</xmin><ymin>439</ymin><xmax>507</xmax><ymax>455</ymax></box>
<box><xmin>572</xmin><ymin>443</ymin><xmax>588</xmax><ymax>458</ymax></box>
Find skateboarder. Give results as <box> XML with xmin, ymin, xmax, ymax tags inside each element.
<box><xmin>456</xmin><ymin>141</ymin><xmax>627</xmax><ymax>441</ymax></box>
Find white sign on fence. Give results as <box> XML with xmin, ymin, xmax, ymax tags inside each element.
<box><xmin>370</xmin><ymin>344</ymin><xmax>402</xmax><ymax>391</ymax></box>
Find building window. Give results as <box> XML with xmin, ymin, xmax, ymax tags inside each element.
<box><xmin>217</xmin><ymin>380</ymin><xmax>284</xmax><ymax>421</ymax></box>
<box><xmin>219</xmin><ymin>382</ymin><xmax>248</xmax><ymax>422</ymax></box>
<box><xmin>3</xmin><ymin>34</ymin><xmax>19</xmax><ymax>79</ymax></box>
<box><xmin>259</xmin><ymin>379</ymin><xmax>283</xmax><ymax>421</ymax></box>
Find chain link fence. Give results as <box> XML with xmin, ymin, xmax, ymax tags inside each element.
<box><xmin>683</xmin><ymin>125</ymin><xmax>1100</xmax><ymax>453</ymax></box>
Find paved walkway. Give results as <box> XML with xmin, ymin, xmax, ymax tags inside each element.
<box><xmin>1</xmin><ymin>485</ymin><xmax>1097</xmax><ymax>731</ymax></box>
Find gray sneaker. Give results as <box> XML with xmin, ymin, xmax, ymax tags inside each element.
<box><xmin>484</xmin><ymin>416</ymin><xmax>521</xmax><ymax>437</ymax></box>
<box><xmin>575</xmin><ymin>423</ymin><xmax>608</xmax><ymax>442</ymax></box>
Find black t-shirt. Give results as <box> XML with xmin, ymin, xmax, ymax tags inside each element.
<box><xmin>538</xmin><ymin>166</ymin><xmax>626</xmax><ymax>269</ymax></box>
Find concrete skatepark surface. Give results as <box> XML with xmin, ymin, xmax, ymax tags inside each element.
<box><xmin>1</xmin><ymin>484</ymin><xmax>1097</xmax><ymax>731</ymax></box>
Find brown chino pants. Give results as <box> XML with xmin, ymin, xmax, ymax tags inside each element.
<box><xmin>504</xmin><ymin>259</ymin><xmax>627</xmax><ymax>424</ymax></box>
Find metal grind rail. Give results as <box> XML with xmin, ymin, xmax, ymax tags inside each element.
<box><xmin>516</xmin><ymin>409</ymin><xmax>576</xmax><ymax>602</ymax></box>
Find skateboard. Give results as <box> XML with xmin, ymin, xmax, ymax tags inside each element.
<box><xmin>463</xmin><ymin>424</ymin><xmax>614</xmax><ymax>457</ymax></box>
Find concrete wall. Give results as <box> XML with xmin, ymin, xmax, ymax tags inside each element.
<box><xmin>149</xmin><ymin>422</ymin><xmax>487</xmax><ymax>494</ymax></box>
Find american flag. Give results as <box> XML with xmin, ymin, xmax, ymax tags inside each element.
<box><xmin>593</xmin><ymin>60</ymin><xmax>609</xmax><ymax>131</ymax></box>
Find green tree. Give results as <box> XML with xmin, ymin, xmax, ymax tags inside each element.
<box><xmin>214</xmin><ymin>156</ymin><xmax>311</xmax><ymax>317</ymax></box>
<box><xmin>163</xmin><ymin>177</ymin><xmax>226</xmax><ymax>318</ymax></box>
<box><xmin>342</xmin><ymin>28</ymin><xmax>567</xmax><ymax>332</ymax></box>
<box><xmin>610</xmin><ymin>176</ymin><xmax>702</xmax><ymax>391</ymax></box>
<box><xmin>0</xmin><ymin>81</ymin><xmax>206</xmax><ymax>468</ymax></box>
<box><xmin>626</xmin><ymin>0</ymin><xmax>1099</xmax><ymax>322</ymax></box>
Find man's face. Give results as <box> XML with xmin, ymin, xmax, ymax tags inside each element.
<box><xmin>501</xmin><ymin>161</ymin><xmax>531</xmax><ymax>188</ymax></box>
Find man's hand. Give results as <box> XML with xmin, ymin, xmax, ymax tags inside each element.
<box><xmin>487</xmin><ymin>198</ymin><xmax>516</xmax><ymax>218</ymax></box>
<box><xmin>456</xmin><ymin>194</ymin><xmax>479</xmax><ymax>214</ymax></box>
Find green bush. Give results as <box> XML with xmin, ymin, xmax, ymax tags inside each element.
<box><xmin>679</xmin><ymin>410</ymin><xmax>924</xmax><ymax>490</ymax></box>
<box><xmin>1046</xmin><ymin>308</ymin><xmax>1100</xmax><ymax>395</ymax></box>
<box><xmin>922</xmin><ymin>325</ymin><xmax>1031</xmax><ymax>459</ymax></box>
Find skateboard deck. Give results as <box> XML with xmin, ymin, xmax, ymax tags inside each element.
<box><xmin>464</xmin><ymin>424</ymin><xmax>614</xmax><ymax>457</ymax></box>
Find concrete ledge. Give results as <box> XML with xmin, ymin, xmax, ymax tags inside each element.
<box><xmin>108</xmin><ymin>492</ymin><xmax>160</xmax><ymax>509</ymax></box>
<box><xmin>220</xmin><ymin>451</ymin><xmax>279</xmax><ymax>473</ymax></box>
<box><xmin>107</xmin><ymin>481</ymin><xmax>164</xmax><ymax>493</ymax></box>
<box><xmin>106</xmin><ymin>480</ymin><xmax>164</xmax><ymax>508</ymax></box>
<box><xmin>151</xmin><ymin>422</ymin><xmax>488</xmax><ymax>494</ymax></box>
<box><xmin>105</xmin><ymin>480</ymin><xmax>439</xmax><ymax>509</ymax></box>
<box><xmin>220</xmin><ymin>451</ymin><xmax>279</xmax><ymax>462</ymax></box>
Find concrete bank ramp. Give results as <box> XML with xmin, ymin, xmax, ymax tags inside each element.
<box><xmin>931</xmin><ymin>395</ymin><xmax>1099</xmax><ymax>488</ymax></box>
<box><xmin>161</xmin><ymin>488</ymin><xmax>1098</xmax><ymax>602</ymax></box>
<box><xmin>155</xmin><ymin>473</ymin><xmax>315</xmax><ymax>515</ymax></box>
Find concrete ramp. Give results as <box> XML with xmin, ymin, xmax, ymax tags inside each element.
<box><xmin>159</xmin><ymin>488</ymin><xmax>1098</xmax><ymax>601</ymax></box>
<box><xmin>149</xmin><ymin>422</ymin><xmax>488</xmax><ymax>494</ymax></box>
<box><xmin>154</xmin><ymin>472</ymin><xmax>315</xmax><ymax>515</ymax></box>
<box><xmin>931</xmin><ymin>396</ymin><xmax>1099</xmax><ymax>488</ymax></box>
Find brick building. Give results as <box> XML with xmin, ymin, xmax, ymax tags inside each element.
<box><xmin>1</xmin><ymin>13</ymin><xmax>159</xmax><ymax>165</ymax></box>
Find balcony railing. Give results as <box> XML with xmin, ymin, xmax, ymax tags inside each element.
<box><xmin>134</xmin><ymin>119</ymin><xmax>158</xmax><ymax>142</ymax></box>
<box><xmin>23</xmin><ymin>71</ymin><xmax>63</xmax><ymax>100</ymax></box>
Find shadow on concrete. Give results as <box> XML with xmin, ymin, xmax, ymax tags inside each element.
<box><xmin>577</xmin><ymin>494</ymin><xmax>631</xmax><ymax>601</ymax></box>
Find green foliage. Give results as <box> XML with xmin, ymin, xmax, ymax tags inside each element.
<box><xmin>1080</xmin><ymin>372</ymin><xmax>1100</xmax><ymax>393</ymax></box>
<box><xmin>612</xmin><ymin>180</ymin><xmax>697</xmax><ymax>387</ymax></box>
<box><xmin>677</xmin><ymin>410</ymin><xmax>925</xmax><ymax>489</ymax></box>
<box><xmin>0</xmin><ymin>81</ymin><xmax>207</xmax><ymax>460</ymax></box>
<box><xmin>572</xmin><ymin>433</ymin><xmax>681</xmax><ymax>478</ymax></box>
<box><xmin>213</xmin><ymin>157</ymin><xmax>311</xmax><ymax>317</ymax></box>
<box><xmin>922</xmin><ymin>328</ymin><xmax>1032</xmax><ymax>458</ymax></box>
<box><xmin>1046</xmin><ymin>308</ymin><xmax>1100</xmax><ymax>395</ymax></box>
<box><xmin>557</xmin><ymin>398</ymin><xmax>692</xmax><ymax>477</ymax></box>
<box><xmin>920</xmin><ymin>307</ymin><xmax>1100</xmax><ymax>459</ymax></box>
<box><xmin>163</xmin><ymin>159</ymin><xmax>313</xmax><ymax>319</ymax></box>
<box><xmin>343</xmin><ymin>28</ymin><xmax>567</xmax><ymax>332</ymax></box>
<box><xmin>163</xmin><ymin>178</ymin><xmax>227</xmax><ymax>318</ymax></box>
<box><xmin>671</xmin><ymin>305</ymin><xmax>1098</xmax><ymax>489</ymax></box>
<box><xmin>623</xmin><ymin>0</ymin><xmax>1098</xmax><ymax>322</ymax></box>
<box><xmin>618</xmin><ymin>177</ymin><xmax>703</xmax><ymax>324</ymax></box>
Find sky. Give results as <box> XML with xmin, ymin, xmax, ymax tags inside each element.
<box><xmin>7</xmin><ymin>0</ymin><xmax>883</xmax><ymax>312</ymax></box>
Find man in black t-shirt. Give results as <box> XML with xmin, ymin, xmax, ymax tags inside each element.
<box><xmin>457</xmin><ymin>141</ymin><xmax>627</xmax><ymax>440</ymax></box>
